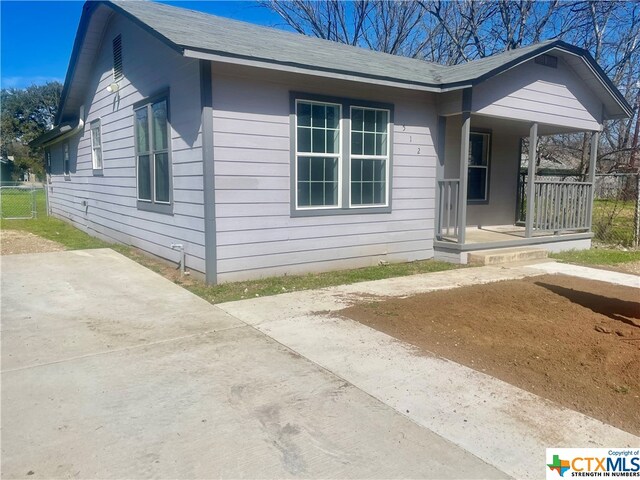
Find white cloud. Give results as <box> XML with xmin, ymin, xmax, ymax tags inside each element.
<box><xmin>1</xmin><ymin>76</ymin><xmax>64</xmax><ymax>89</ymax></box>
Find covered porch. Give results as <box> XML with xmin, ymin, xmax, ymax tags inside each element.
<box><xmin>434</xmin><ymin>110</ymin><xmax>598</xmax><ymax>262</ymax></box>
<box><xmin>430</xmin><ymin>45</ymin><xmax>634</xmax><ymax>263</ymax></box>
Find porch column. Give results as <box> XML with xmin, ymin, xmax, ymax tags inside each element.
<box><xmin>435</xmin><ymin>116</ymin><xmax>446</xmax><ymax>240</ymax></box>
<box><xmin>525</xmin><ymin>122</ymin><xmax>538</xmax><ymax>237</ymax></box>
<box><xmin>458</xmin><ymin>111</ymin><xmax>470</xmax><ymax>244</ymax></box>
<box><xmin>586</xmin><ymin>130</ymin><xmax>599</xmax><ymax>230</ymax></box>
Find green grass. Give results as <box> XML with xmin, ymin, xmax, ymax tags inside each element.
<box><xmin>1</xmin><ymin>191</ymin><xmax>462</xmax><ymax>303</ymax></box>
<box><xmin>0</xmin><ymin>187</ymin><xmax>38</xmax><ymax>219</ymax></box>
<box><xmin>1</xmin><ymin>189</ymin><xmax>110</xmax><ymax>250</ymax></box>
<box><xmin>550</xmin><ymin>248</ymin><xmax>640</xmax><ymax>266</ymax></box>
<box><xmin>183</xmin><ymin>259</ymin><xmax>462</xmax><ymax>304</ymax></box>
<box><xmin>592</xmin><ymin>199</ymin><xmax>636</xmax><ymax>246</ymax></box>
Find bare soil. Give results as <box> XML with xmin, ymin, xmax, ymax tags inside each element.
<box><xmin>0</xmin><ymin>229</ymin><xmax>65</xmax><ymax>255</ymax></box>
<box><xmin>339</xmin><ymin>274</ymin><xmax>640</xmax><ymax>435</ymax></box>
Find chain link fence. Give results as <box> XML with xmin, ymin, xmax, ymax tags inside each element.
<box><xmin>0</xmin><ymin>182</ymin><xmax>46</xmax><ymax>220</ymax></box>
<box><xmin>517</xmin><ymin>172</ymin><xmax>639</xmax><ymax>248</ymax></box>
<box><xmin>592</xmin><ymin>173</ymin><xmax>639</xmax><ymax>248</ymax></box>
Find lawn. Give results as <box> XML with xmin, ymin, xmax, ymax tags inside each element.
<box><xmin>0</xmin><ymin>188</ymin><xmax>110</xmax><ymax>250</ymax></box>
<box><xmin>550</xmin><ymin>247</ymin><xmax>640</xmax><ymax>265</ymax></box>
<box><xmin>184</xmin><ymin>259</ymin><xmax>462</xmax><ymax>304</ymax></box>
<box><xmin>0</xmin><ymin>185</ymin><xmax>39</xmax><ymax>219</ymax></box>
<box><xmin>592</xmin><ymin>199</ymin><xmax>636</xmax><ymax>246</ymax></box>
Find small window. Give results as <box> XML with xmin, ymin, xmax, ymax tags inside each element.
<box><xmin>295</xmin><ymin>100</ymin><xmax>341</xmax><ymax>208</ymax></box>
<box><xmin>134</xmin><ymin>96</ymin><xmax>171</xmax><ymax>205</ymax></box>
<box><xmin>350</xmin><ymin>107</ymin><xmax>389</xmax><ymax>206</ymax></box>
<box><xmin>467</xmin><ymin>132</ymin><xmax>490</xmax><ymax>202</ymax></box>
<box><xmin>535</xmin><ymin>54</ymin><xmax>557</xmax><ymax>68</ymax></box>
<box><xmin>113</xmin><ymin>35</ymin><xmax>123</xmax><ymax>81</ymax></box>
<box><xmin>90</xmin><ymin>120</ymin><xmax>103</xmax><ymax>171</ymax></box>
<box><xmin>63</xmin><ymin>142</ymin><xmax>70</xmax><ymax>176</ymax></box>
<box><xmin>45</xmin><ymin>148</ymin><xmax>51</xmax><ymax>172</ymax></box>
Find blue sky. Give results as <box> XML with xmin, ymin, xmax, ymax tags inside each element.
<box><xmin>0</xmin><ymin>1</ymin><xmax>286</xmax><ymax>89</ymax></box>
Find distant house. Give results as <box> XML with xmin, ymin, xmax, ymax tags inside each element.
<box><xmin>1</xmin><ymin>156</ymin><xmax>15</xmax><ymax>183</ymax></box>
<box><xmin>32</xmin><ymin>0</ymin><xmax>632</xmax><ymax>283</ymax></box>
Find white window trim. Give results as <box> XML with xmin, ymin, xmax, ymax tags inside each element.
<box><xmin>348</xmin><ymin>106</ymin><xmax>391</xmax><ymax>209</ymax></box>
<box><xmin>468</xmin><ymin>132</ymin><xmax>491</xmax><ymax>202</ymax></box>
<box><xmin>294</xmin><ymin>99</ymin><xmax>342</xmax><ymax>210</ymax></box>
<box><xmin>90</xmin><ymin>119</ymin><xmax>103</xmax><ymax>171</ymax></box>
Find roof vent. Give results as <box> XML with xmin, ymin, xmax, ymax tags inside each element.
<box><xmin>535</xmin><ymin>54</ymin><xmax>558</xmax><ymax>69</ymax></box>
<box><xmin>113</xmin><ymin>35</ymin><xmax>123</xmax><ymax>81</ymax></box>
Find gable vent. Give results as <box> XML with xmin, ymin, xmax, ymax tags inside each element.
<box><xmin>112</xmin><ymin>35</ymin><xmax>123</xmax><ymax>81</ymax></box>
<box><xmin>535</xmin><ymin>54</ymin><xmax>558</xmax><ymax>69</ymax></box>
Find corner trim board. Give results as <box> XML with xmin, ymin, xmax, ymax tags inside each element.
<box><xmin>200</xmin><ymin>59</ymin><xmax>217</xmax><ymax>284</ymax></box>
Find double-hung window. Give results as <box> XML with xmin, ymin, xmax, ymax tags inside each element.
<box><xmin>90</xmin><ymin>120</ymin><xmax>103</xmax><ymax>172</ymax></box>
<box><xmin>134</xmin><ymin>94</ymin><xmax>171</xmax><ymax>210</ymax></box>
<box><xmin>467</xmin><ymin>132</ymin><xmax>490</xmax><ymax>202</ymax></box>
<box><xmin>295</xmin><ymin>100</ymin><xmax>341</xmax><ymax>208</ymax></box>
<box><xmin>350</xmin><ymin>107</ymin><xmax>389</xmax><ymax>206</ymax></box>
<box><xmin>293</xmin><ymin>94</ymin><xmax>392</xmax><ymax>213</ymax></box>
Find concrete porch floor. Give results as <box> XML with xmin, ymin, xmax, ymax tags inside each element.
<box><xmin>440</xmin><ymin>224</ymin><xmax>587</xmax><ymax>244</ymax></box>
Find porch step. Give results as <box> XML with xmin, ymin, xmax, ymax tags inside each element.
<box><xmin>467</xmin><ymin>247</ymin><xmax>548</xmax><ymax>265</ymax></box>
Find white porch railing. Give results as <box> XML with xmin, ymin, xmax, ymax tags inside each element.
<box><xmin>436</xmin><ymin>179</ymin><xmax>460</xmax><ymax>240</ymax></box>
<box><xmin>531</xmin><ymin>181</ymin><xmax>592</xmax><ymax>233</ymax></box>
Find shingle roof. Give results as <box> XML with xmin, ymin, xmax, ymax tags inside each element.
<box><xmin>109</xmin><ymin>0</ymin><xmax>448</xmax><ymax>88</ymax></box>
<box><xmin>439</xmin><ymin>40</ymin><xmax>557</xmax><ymax>84</ymax></box>
<box><xmin>50</xmin><ymin>0</ymin><xmax>632</xmax><ymax>129</ymax></box>
<box><xmin>107</xmin><ymin>0</ymin><xmax>630</xmax><ymax>115</ymax></box>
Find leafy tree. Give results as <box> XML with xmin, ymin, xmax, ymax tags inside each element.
<box><xmin>0</xmin><ymin>81</ymin><xmax>62</xmax><ymax>178</ymax></box>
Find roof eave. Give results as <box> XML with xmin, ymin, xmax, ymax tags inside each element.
<box><xmin>54</xmin><ymin>1</ymin><xmax>97</xmax><ymax>125</ymax></box>
<box><xmin>182</xmin><ymin>48</ymin><xmax>444</xmax><ymax>93</ymax></box>
<box><xmin>29</xmin><ymin>122</ymin><xmax>76</xmax><ymax>148</ymax></box>
<box><xmin>553</xmin><ymin>43</ymin><xmax>633</xmax><ymax>118</ymax></box>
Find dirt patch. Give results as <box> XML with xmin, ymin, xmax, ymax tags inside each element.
<box><xmin>339</xmin><ymin>274</ymin><xmax>640</xmax><ymax>435</ymax></box>
<box><xmin>0</xmin><ymin>229</ymin><xmax>65</xmax><ymax>255</ymax></box>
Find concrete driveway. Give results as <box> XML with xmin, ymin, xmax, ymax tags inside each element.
<box><xmin>1</xmin><ymin>249</ymin><xmax>503</xmax><ymax>479</ymax></box>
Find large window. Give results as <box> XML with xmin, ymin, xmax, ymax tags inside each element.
<box><xmin>467</xmin><ymin>132</ymin><xmax>490</xmax><ymax>202</ymax></box>
<box><xmin>350</xmin><ymin>107</ymin><xmax>389</xmax><ymax>206</ymax></box>
<box><xmin>90</xmin><ymin>120</ymin><xmax>103</xmax><ymax>171</ymax></box>
<box><xmin>295</xmin><ymin>100</ymin><xmax>341</xmax><ymax>208</ymax></box>
<box><xmin>134</xmin><ymin>96</ymin><xmax>171</xmax><ymax>206</ymax></box>
<box><xmin>293</xmin><ymin>95</ymin><xmax>392</xmax><ymax>213</ymax></box>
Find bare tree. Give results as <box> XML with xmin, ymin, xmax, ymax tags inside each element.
<box><xmin>260</xmin><ymin>0</ymin><xmax>640</xmax><ymax>171</ymax></box>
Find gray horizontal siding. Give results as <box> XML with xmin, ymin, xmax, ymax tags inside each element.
<box><xmin>47</xmin><ymin>12</ymin><xmax>206</xmax><ymax>273</ymax></box>
<box><xmin>472</xmin><ymin>58</ymin><xmax>601</xmax><ymax>130</ymax></box>
<box><xmin>212</xmin><ymin>70</ymin><xmax>437</xmax><ymax>281</ymax></box>
<box><xmin>216</xmin><ymin>218</ymin><xmax>431</xmax><ymax>245</ymax></box>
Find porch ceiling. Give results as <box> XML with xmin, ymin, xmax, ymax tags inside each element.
<box><xmin>470</xmin><ymin>113</ymin><xmax>594</xmax><ymax>136</ymax></box>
